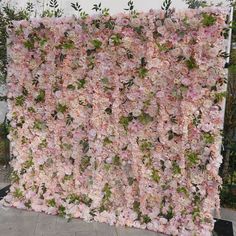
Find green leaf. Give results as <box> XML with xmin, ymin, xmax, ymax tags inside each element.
<box><xmin>28</xmin><ymin>107</ymin><xmax>36</xmax><ymax>113</ymax></box>
<box><xmin>103</xmin><ymin>184</ymin><xmax>111</xmax><ymax>197</ymax></box>
<box><xmin>166</xmin><ymin>206</ymin><xmax>174</xmax><ymax>220</ymax></box>
<box><xmin>193</xmin><ymin>113</ymin><xmax>201</xmax><ymax>127</ymax></box>
<box><xmin>167</xmin><ymin>130</ymin><xmax>176</xmax><ymax>140</ymax></box>
<box><xmin>142</xmin><ymin>154</ymin><xmax>152</xmax><ymax>168</ymax></box>
<box><xmin>172</xmin><ymin>161</ymin><xmax>181</xmax><ymax>175</ymax></box>
<box><xmin>41</xmin><ymin>9</ymin><xmax>54</xmax><ymax>17</ymax></box>
<box><xmin>186</xmin><ymin>152</ymin><xmax>199</xmax><ymax>166</ymax></box>
<box><xmin>138</xmin><ymin>67</ymin><xmax>148</xmax><ymax>78</ymax></box>
<box><xmin>214</xmin><ymin>92</ymin><xmax>226</xmax><ymax>103</ymax></box>
<box><xmin>102</xmin><ymin>8</ymin><xmax>110</xmax><ymax>16</ymax></box>
<box><xmin>161</xmin><ymin>0</ymin><xmax>172</xmax><ymax>12</ymax></box>
<box><xmin>133</xmin><ymin>200</ymin><xmax>142</xmax><ymax>219</ymax></box>
<box><xmin>22</xmin><ymin>158</ymin><xmax>34</xmax><ymax>169</ymax></box>
<box><xmin>80</xmin><ymin>11</ymin><xmax>88</xmax><ymax>19</ymax></box>
<box><xmin>105</xmin><ymin>20</ymin><xmax>115</xmax><ymax>30</ymax></box>
<box><xmin>142</xmin><ymin>215</ymin><xmax>151</xmax><ymax>224</ymax></box>
<box><xmin>201</xmin><ymin>13</ymin><xmax>216</xmax><ymax>27</ymax></box>
<box><xmin>192</xmin><ymin>207</ymin><xmax>200</xmax><ymax>221</ymax></box>
<box><xmin>47</xmin><ymin>198</ymin><xmax>56</xmax><ymax>207</ymax></box>
<box><xmin>91</xmin><ymin>39</ymin><xmax>102</xmax><ymax>49</ymax></box>
<box><xmin>24</xmin><ymin>39</ymin><xmax>34</xmax><ymax>50</ymax></box>
<box><xmin>128</xmin><ymin>177</ymin><xmax>135</xmax><ymax>185</ymax></box>
<box><xmin>170</xmin><ymin>114</ymin><xmax>177</xmax><ymax>123</ymax></box>
<box><xmin>80</xmin><ymin>155</ymin><xmax>91</xmax><ymax>172</ymax></box>
<box><xmin>104</xmin><ymin>163</ymin><xmax>111</xmax><ymax>171</ymax></box>
<box><xmin>56</xmin><ymin>103</ymin><xmax>68</xmax><ymax>113</ymax></box>
<box><xmin>177</xmin><ymin>187</ymin><xmax>189</xmax><ymax>196</ymax></box>
<box><xmin>67</xmin><ymin>193</ymin><xmax>80</xmax><ymax>204</ymax></box>
<box><xmin>151</xmin><ymin>169</ymin><xmax>160</xmax><ymax>183</ymax></box>
<box><xmin>112</xmin><ymin>155</ymin><xmax>121</xmax><ymax>166</ymax></box>
<box><xmin>87</xmin><ymin>56</ymin><xmax>95</xmax><ymax>69</ymax></box>
<box><xmin>101</xmin><ymin>77</ymin><xmax>109</xmax><ymax>84</ymax></box>
<box><xmin>103</xmin><ymin>137</ymin><xmax>113</xmax><ymax>145</ymax></box>
<box><xmin>194</xmin><ymin>193</ymin><xmax>201</xmax><ymax>205</ymax></box>
<box><xmin>133</xmin><ymin>200</ymin><xmax>141</xmax><ymax>214</ymax></box>
<box><xmin>123</xmin><ymin>78</ymin><xmax>134</xmax><ymax>89</ymax></box>
<box><xmin>185</xmin><ymin>56</ymin><xmax>198</xmax><ymax>70</ymax></box>
<box><xmin>126</xmin><ymin>50</ymin><xmax>134</xmax><ymax>59</ymax></box>
<box><xmin>80</xmin><ymin>194</ymin><xmax>93</xmax><ymax>206</ymax></box>
<box><xmin>61</xmin><ymin>143</ymin><xmax>72</xmax><ymax>150</ymax></box>
<box><xmin>66</xmin><ymin>114</ymin><xmax>74</xmax><ymax>125</ymax></box>
<box><xmin>202</xmin><ymin>132</ymin><xmax>214</xmax><ymax>144</ymax></box>
<box><xmin>134</xmin><ymin>26</ymin><xmax>143</xmax><ymax>35</ymax></box>
<box><xmin>22</xmin><ymin>87</ymin><xmax>28</xmax><ymax>96</ymax></box>
<box><xmin>49</xmin><ymin>0</ymin><xmax>59</xmax><ymax>8</ymax></box>
<box><xmin>99</xmin><ymin>204</ymin><xmax>107</xmax><ymax>213</ymax></box>
<box><xmin>38</xmin><ymin>139</ymin><xmax>48</xmax><ymax>148</ymax></box>
<box><xmin>160</xmin><ymin>160</ymin><xmax>166</xmax><ymax>171</ymax></box>
<box><xmin>137</xmin><ymin>111</ymin><xmax>153</xmax><ymax>125</ymax></box>
<box><xmin>102</xmin><ymin>183</ymin><xmax>112</xmax><ymax>202</ymax></box>
<box><xmin>35</xmin><ymin>89</ymin><xmax>45</xmax><ymax>103</ymax></box>
<box><xmin>62</xmin><ymin>40</ymin><xmax>75</xmax><ymax>49</ymax></box>
<box><xmin>139</xmin><ymin>139</ymin><xmax>153</xmax><ymax>152</ymax></box>
<box><xmin>33</xmin><ymin>120</ymin><xmax>45</xmax><ymax>130</ymax></box>
<box><xmin>67</xmin><ymin>84</ymin><xmax>76</xmax><ymax>90</ymax></box>
<box><xmin>15</xmin><ymin>95</ymin><xmax>25</xmax><ymax>106</ymax></box>
<box><xmin>71</xmin><ymin>2</ymin><xmax>82</xmax><ymax>12</ymax></box>
<box><xmin>58</xmin><ymin>205</ymin><xmax>66</xmax><ymax>217</ymax></box>
<box><xmin>79</xmin><ymin>139</ymin><xmax>89</xmax><ymax>153</ymax></box>
<box><xmin>92</xmin><ymin>3</ymin><xmax>102</xmax><ymax>12</ymax></box>
<box><xmin>11</xmin><ymin>171</ymin><xmax>20</xmax><ymax>183</ymax></box>
<box><xmin>40</xmin><ymin>38</ymin><xmax>47</xmax><ymax>47</ymax></box>
<box><xmin>24</xmin><ymin>200</ymin><xmax>31</xmax><ymax>209</ymax></box>
<box><xmin>119</xmin><ymin>114</ymin><xmax>133</xmax><ymax>130</ymax></box>
<box><xmin>63</xmin><ymin>174</ymin><xmax>73</xmax><ymax>181</ymax></box>
<box><xmin>111</xmin><ymin>34</ymin><xmax>122</xmax><ymax>45</ymax></box>
<box><xmin>77</xmin><ymin>79</ymin><xmax>86</xmax><ymax>89</ymax></box>
<box><xmin>156</xmin><ymin>42</ymin><xmax>169</xmax><ymax>52</ymax></box>
<box><xmin>15</xmin><ymin>26</ymin><xmax>24</xmax><ymax>36</ymax></box>
<box><xmin>13</xmin><ymin>188</ymin><xmax>23</xmax><ymax>198</ymax></box>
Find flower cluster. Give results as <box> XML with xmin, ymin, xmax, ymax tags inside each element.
<box><xmin>2</xmin><ymin>7</ymin><xmax>227</xmax><ymax>236</ymax></box>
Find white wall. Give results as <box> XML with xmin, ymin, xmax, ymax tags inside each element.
<box><xmin>7</xmin><ymin>0</ymin><xmax>229</xmax><ymax>14</ymax></box>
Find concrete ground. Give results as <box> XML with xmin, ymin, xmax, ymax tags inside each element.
<box><xmin>0</xmin><ymin>205</ymin><xmax>235</xmax><ymax>236</ymax></box>
<box><xmin>0</xmin><ymin>207</ymin><xmax>165</xmax><ymax>236</ymax></box>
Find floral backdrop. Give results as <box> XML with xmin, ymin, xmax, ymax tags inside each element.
<box><xmin>1</xmin><ymin>7</ymin><xmax>228</xmax><ymax>236</ymax></box>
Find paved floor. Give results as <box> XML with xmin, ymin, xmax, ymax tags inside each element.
<box><xmin>0</xmin><ymin>207</ymin><xmax>165</xmax><ymax>236</ymax></box>
<box><xmin>0</xmin><ymin>206</ymin><xmax>235</xmax><ymax>236</ymax></box>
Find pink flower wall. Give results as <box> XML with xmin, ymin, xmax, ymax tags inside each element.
<box><xmin>2</xmin><ymin>7</ymin><xmax>228</xmax><ymax>236</ymax></box>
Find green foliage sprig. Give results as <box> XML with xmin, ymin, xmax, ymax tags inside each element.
<box><xmin>26</xmin><ymin>2</ymin><xmax>34</xmax><ymax>14</ymax></box>
<box><xmin>92</xmin><ymin>2</ymin><xmax>109</xmax><ymax>16</ymax></box>
<box><xmin>201</xmin><ymin>13</ymin><xmax>216</xmax><ymax>27</ymax></box>
<box><xmin>49</xmin><ymin>0</ymin><xmax>59</xmax><ymax>9</ymax></box>
<box><xmin>184</xmin><ymin>0</ymin><xmax>208</xmax><ymax>9</ymax></box>
<box><xmin>124</xmin><ymin>0</ymin><xmax>139</xmax><ymax>18</ymax></box>
<box><xmin>161</xmin><ymin>0</ymin><xmax>173</xmax><ymax>17</ymax></box>
<box><xmin>161</xmin><ymin>0</ymin><xmax>172</xmax><ymax>11</ymax></box>
<box><xmin>43</xmin><ymin>0</ymin><xmax>63</xmax><ymax>17</ymax></box>
<box><xmin>71</xmin><ymin>2</ymin><xmax>88</xmax><ymax>19</ymax></box>
<box><xmin>71</xmin><ymin>2</ymin><xmax>82</xmax><ymax>12</ymax></box>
